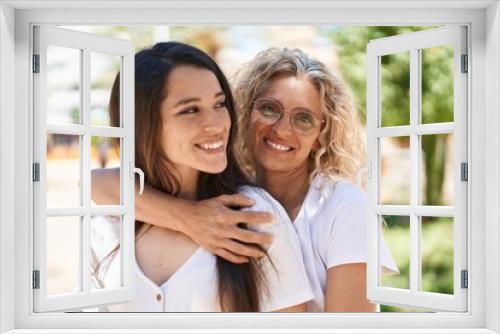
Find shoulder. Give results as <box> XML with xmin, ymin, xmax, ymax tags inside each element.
<box><xmin>313</xmin><ymin>175</ymin><xmax>367</xmax><ymax>212</ymax></box>
<box><xmin>237</xmin><ymin>185</ymin><xmax>289</xmax><ymax>220</ymax></box>
<box><xmin>237</xmin><ymin>185</ymin><xmax>292</xmax><ymax>233</ymax></box>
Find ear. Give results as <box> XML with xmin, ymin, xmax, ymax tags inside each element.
<box><xmin>312</xmin><ymin>139</ymin><xmax>321</xmax><ymax>152</ymax></box>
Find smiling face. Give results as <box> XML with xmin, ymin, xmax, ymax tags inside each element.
<box><xmin>160</xmin><ymin>66</ymin><xmax>231</xmax><ymax>182</ymax></box>
<box><xmin>249</xmin><ymin>74</ymin><xmax>323</xmax><ymax>175</ymax></box>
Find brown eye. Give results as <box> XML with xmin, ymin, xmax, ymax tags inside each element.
<box><xmin>294</xmin><ymin>113</ymin><xmax>315</xmax><ymax>126</ymax></box>
<box><xmin>259</xmin><ymin>103</ymin><xmax>280</xmax><ymax>117</ymax></box>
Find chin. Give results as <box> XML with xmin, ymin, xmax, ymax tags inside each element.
<box><xmin>200</xmin><ymin>160</ymin><xmax>227</xmax><ymax>174</ymax></box>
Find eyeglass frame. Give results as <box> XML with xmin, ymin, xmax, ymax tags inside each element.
<box><xmin>251</xmin><ymin>97</ymin><xmax>326</xmax><ymax>134</ymax></box>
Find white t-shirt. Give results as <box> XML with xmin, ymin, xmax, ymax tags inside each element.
<box><xmin>291</xmin><ymin>174</ymin><xmax>399</xmax><ymax>312</ymax></box>
<box><xmin>90</xmin><ymin>185</ymin><xmax>313</xmax><ymax>312</ymax></box>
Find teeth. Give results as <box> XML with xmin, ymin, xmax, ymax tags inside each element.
<box><xmin>266</xmin><ymin>139</ymin><xmax>291</xmax><ymax>151</ymax></box>
<box><xmin>199</xmin><ymin>141</ymin><xmax>223</xmax><ymax>150</ymax></box>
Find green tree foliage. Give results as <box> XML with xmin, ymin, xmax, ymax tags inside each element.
<box><xmin>329</xmin><ymin>26</ymin><xmax>454</xmax><ymax>205</ymax></box>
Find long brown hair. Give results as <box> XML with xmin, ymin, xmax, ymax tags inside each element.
<box><xmin>108</xmin><ymin>42</ymin><xmax>266</xmax><ymax>312</ymax></box>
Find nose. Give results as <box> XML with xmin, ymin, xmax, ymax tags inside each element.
<box><xmin>272</xmin><ymin>113</ymin><xmax>293</xmax><ymax>136</ymax></box>
<box><xmin>202</xmin><ymin>109</ymin><xmax>229</xmax><ymax>134</ymax></box>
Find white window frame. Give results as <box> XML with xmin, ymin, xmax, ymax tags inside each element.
<box><xmin>366</xmin><ymin>26</ymin><xmax>468</xmax><ymax>312</ymax></box>
<box><xmin>32</xmin><ymin>25</ymin><xmax>136</xmax><ymax>312</ymax></box>
<box><xmin>0</xmin><ymin>1</ymin><xmax>499</xmax><ymax>333</ymax></box>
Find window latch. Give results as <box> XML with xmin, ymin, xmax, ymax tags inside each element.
<box><xmin>130</xmin><ymin>162</ymin><xmax>145</xmax><ymax>195</ymax></box>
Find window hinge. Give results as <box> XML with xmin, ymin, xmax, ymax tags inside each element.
<box><xmin>32</xmin><ymin>55</ymin><xmax>40</xmax><ymax>73</ymax></box>
<box><xmin>461</xmin><ymin>162</ymin><xmax>468</xmax><ymax>182</ymax></box>
<box><xmin>32</xmin><ymin>270</ymin><xmax>40</xmax><ymax>289</ymax></box>
<box><xmin>461</xmin><ymin>54</ymin><xmax>468</xmax><ymax>73</ymax></box>
<box><xmin>33</xmin><ymin>163</ymin><xmax>40</xmax><ymax>182</ymax></box>
<box><xmin>461</xmin><ymin>269</ymin><xmax>468</xmax><ymax>289</ymax></box>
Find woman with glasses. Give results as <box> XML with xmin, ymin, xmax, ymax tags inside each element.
<box><xmin>92</xmin><ymin>47</ymin><xmax>397</xmax><ymax>312</ymax></box>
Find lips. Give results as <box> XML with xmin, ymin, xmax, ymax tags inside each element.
<box><xmin>264</xmin><ymin>138</ymin><xmax>293</xmax><ymax>152</ymax></box>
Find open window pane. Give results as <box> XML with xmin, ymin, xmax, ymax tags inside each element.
<box><xmin>46</xmin><ymin>134</ymin><xmax>81</xmax><ymax>208</ymax></box>
<box><xmin>367</xmin><ymin>26</ymin><xmax>467</xmax><ymax>312</ymax></box>
<box><xmin>421</xmin><ymin>216</ymin><xmax>454</xmax><ymax>294</ymax></box>
<box><xmin>34</xmin><ymin>25</ymin><xmax>135</xmax><ymax>312</ymax></box>
<box><xmin>380</xmin><ymin>136</ymin><xmax>410</xmax><ymax>205</ymax></box>
<box><xmin>90</xmin><ymin>215</ymin><xmax>122</xmax><ymax>291</ymax></box>
<box><xmin>421</xmin><ymin>133</ymin><xmax>454</xmax><ymax>206</ymax></box>
<box><xmin>47</xmin><ymin>216</ymin><xmax>81</xmax><ymax>295</ymax></box>
<box><xmin>380</xmin><ymin>215</ymin><xmax>410</xmax><ymax>289</ymax></box>
<box><xmin>380</xmin><ymin>52</ymin><xmax>410</xmax><ymax>127</ymax></box>
<box><xmin>47</xmin><ymin>45</ymin><xmax>81</xmax><ymax>125</ymax></box>
<box><xmin>91</xmin><ymin>52</ymin><xmax>121</xmax><ymax>127</ymax></box>
<box><xmin>91</xmin><ymin>137</ymin><xmax>121</xmax><ymax>206</ymax></box>
<box><xmin>421</xmin><ymin>45</ymin><xmax>454</xmax><ymax>124</ymax></box>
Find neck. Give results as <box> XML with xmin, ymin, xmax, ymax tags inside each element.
<box><xmin>256</xmin><ymin>164</ymin><xmax>310</xmax><ymax>220</ymax></box>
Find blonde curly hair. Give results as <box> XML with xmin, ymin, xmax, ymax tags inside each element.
<box><xmin>234</xmin><ymin>47</ymin><xmax>365</xmax><ymax>184</ymax></box>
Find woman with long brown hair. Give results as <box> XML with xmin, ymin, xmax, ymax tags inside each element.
<box><xmin>90</xmin><ymin>42</ymin><xmax>312</xmax><ymax>312</ymax></box>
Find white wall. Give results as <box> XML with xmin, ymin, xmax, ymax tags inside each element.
<box><xmin>485</xmin><ymin>1</ymin><xmax>500</xmax><ymax>333</ymax></box>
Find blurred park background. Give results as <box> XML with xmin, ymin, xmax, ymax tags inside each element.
<box><xmin>46</xmin><ymin>25</ymin><xmax>455</xmax><ymax>312</ymax></box>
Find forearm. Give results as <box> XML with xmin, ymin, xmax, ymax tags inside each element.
<box><xmin>91</xmin><ymin>168</ymin><xmax>190</xmax><ymax>233</ymax></box>
<box><xmin>134</xmin><ymin>181</ymin><xmax>190</xmax><ymax>233</ymax></box>
<box><xmin>325</xmin><ymin>263</ymin><xmax>377</xmax><ymax>312</ymax></box>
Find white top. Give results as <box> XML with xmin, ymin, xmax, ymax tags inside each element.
<box><xmin>292</xmin><ymin>175</ymin><xmax>399</xmax><ymax>312</ymax></box>
<box><xmin>90</xmin><ymin>185</ymin><xmax>313</xmax><ymax>312</ymax></box>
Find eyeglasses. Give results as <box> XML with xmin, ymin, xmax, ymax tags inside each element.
<box><xmin>252</xmin><ymin>98</ymin><xmax>325</xmax><ymax>135</ymax></box>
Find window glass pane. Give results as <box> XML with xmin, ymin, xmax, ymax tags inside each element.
<box><xmin>380</xmin><ymin>215</ymin><xmax>410</xmax><ymax>290</ymax></box>
<box><xmin>91</xmin><ymin>52</ymin><xmax>121</xmax><ymax>127</ymax></box>
<box><xmin>421</xmin><ymin>45</ymin><xmax>454</xmax><ymax>124</ymax></box>
<box><xmin>47</xmin><ymin>216</ymin><xmax>80</xmax><ymax>295</ymax></box>
<box><xmin>91</xmin><ymin>137</ymin><xmax>121</xmax><ymax>205</ymax></box>
<box><xmin>47</xmin><ymin>134</ymin><xmax>81</xmax><ymax>208</ymax></box>
<box><xmin>90</xmin><ymin>215</ymin><xmax>122</xmax><ymax>291</ymax></box>
<box><xmin>380</xmin><ymin>52</ymin><xmax>410</xmax><ymax>127</ymax></box>
<box><xmin>380</xmin><ymin>136</ymin><xmax>410</xmax><ymax>205</ymax></box>
<box><xmin>47</xmin><ymin>45</ymin><xmax>81</xmax><ymax>125</ymax></box>
<box><xmin>421</xmin><ymin>216</ymin><xmax>454</xmax><ymax>294</ymax></box>
<box><xmin>421</xmin><ymin>133</ymin><xmax>454</xmax><ymax>206</ymax></box>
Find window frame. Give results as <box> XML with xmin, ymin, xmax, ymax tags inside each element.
<box><xmin>32</xmin><ymin>25</ymin><xmax>136</xmax><ymax>312</ymax></box>
<box><xmin>1</xmin><ymin>1</ymin><xmax>499</xmax><ymax>333</ymax></box>
<box><xmin>366</xmin><ymin>25</ymin><xmax>468</xmax><ymax>312</ymax></box>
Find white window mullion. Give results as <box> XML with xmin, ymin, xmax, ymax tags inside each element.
<box><xmin>409</xmin><ymin>48</ymin><xmax>420</xmax><ymax>294</ymax></box>
<box><xmin>81</xmin><ymin>48</ymin><xmax>91</xmax><ymax>294</ymax></box>
<box><xmin>46</xmin><ymin>124</ymin><xmax>127</xmax><ymax>138</ymax></box>
<box><xmin>121</xmin><ymin>49</ymin><xmax>135</xmax><ymax>291</ymax></box>
<box><xmin>374</xmin><ymin>122</ymin><xmax>454</xmax><ymax>138</ymax></box>
<box><xmin>366</xmin><ymin>46</ymin><xmax>379</xmax><ymax>297</ymax></box>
